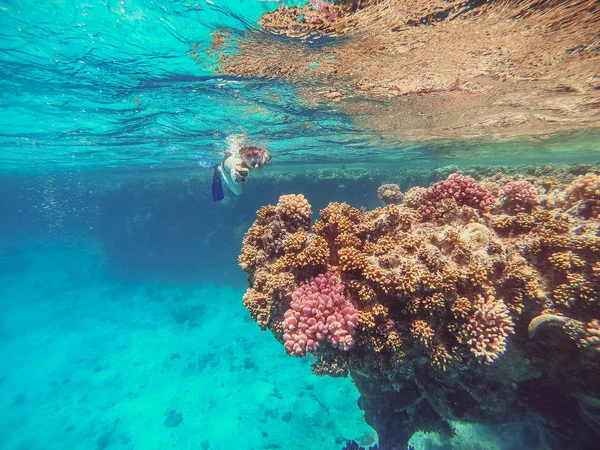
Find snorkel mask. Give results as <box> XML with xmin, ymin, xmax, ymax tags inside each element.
<box><xmin>240</xmin><ymin>146</ymin><xmax>271</xmax><ymax>169</ymax></box>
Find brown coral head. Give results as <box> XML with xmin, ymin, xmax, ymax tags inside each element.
<box><xmin>275</xmin><ymin>194</ymin><xmax>312</xmax><ymax>232</ymax></box>
<box><xmin>377</xmin><ymin>183</ymin><xmax>404</xmax><ymax>205</ymax></box>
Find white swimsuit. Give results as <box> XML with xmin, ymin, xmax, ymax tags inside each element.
<box><xmin>218</xmin><ymin>154</ymin><xmax>243</xmax><ymax>196</ymax></box>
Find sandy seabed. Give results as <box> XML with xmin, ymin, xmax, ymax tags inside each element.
<box><xmin>0</xmin><ymin>240</ymin><xmax>374</xmax><ymax>450</ymax></box>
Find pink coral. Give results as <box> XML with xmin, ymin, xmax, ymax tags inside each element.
<box><xmin>283</xmin><ymin>271</ymin><xmax>359</xmax><ymax>357</ymax></box>
<box><xmin>310</xmin><ymin>0</ymin><xmax>340</xmax><ymax>21</ymax></box>
<box><xmin>418</xmin><ymin>173</ymin><xmax>496</xmax><ymax>221</ymax></box>
<box><xmin>466</xmin><ymin>295</ymin><xmax>515</xmax><ymax>364</ymax></box>
<box><xmin>500</xmin><ymin>180</ymin><xmax>539</xmax><ymax>214</ymax></box>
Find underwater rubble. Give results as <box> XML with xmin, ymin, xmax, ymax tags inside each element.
<box><xmin>238</xmin><ymin>170</ymin><xmax>600</xmax><ymax>449</ymax></box>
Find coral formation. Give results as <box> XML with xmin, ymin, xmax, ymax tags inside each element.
<box><xmin>465</xmin><ymin>295</ymin><xmax>514</xmax><ymax>364</ymax></box>
<box><xmin>377</xmin><ymin>184</ymin><xmax>403</xmax><ymax>205</ymax></box>
<box><xmin>403</xmin><ymin>186</ymin><xmax>426</xmax><ymax>209</ymax></box>
<box><xmin>283</xmin><ymin>271</ymin><xmax>359</xmax><ymax>356</ymax></box>
<box><xmin>500</xmin><ymin>180</ymin><xmax>539</xmax><ymax>214</ymax></box>
<box><xmin>238</xmin><ymin>171</ymin><xmax>600</xmax><ymax>449</ymax></box>
<box><xmin>417</xmin><ymin>173</ymin><xmax>496</xmax><ymax>221</ymax></box>
<box><xmin>581</xmin><ymin>319</ymin><xmax>600</xmax><ymax>351</ymax></box>
<box><xmin>565</xmin><ymin>173</ymin><xmax>600</xmax><ymax>219</ymax></box>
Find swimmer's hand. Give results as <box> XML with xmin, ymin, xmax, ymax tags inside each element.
<box><xmin>232</xmin><ymin>163</ymin><xmax>250</xmax><ymax>182</ymax></box>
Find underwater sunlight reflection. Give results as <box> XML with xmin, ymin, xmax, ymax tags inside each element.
<box><xmin>1</xmin><ymin>1</ymin><xmax>600</xmax><ymax>450</ymax></box>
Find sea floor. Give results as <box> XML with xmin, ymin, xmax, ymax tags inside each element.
<box><xmin>0</xmin><ymin>238</ymin><xmax>537</xmax><ymax>450</ymax></box>
<box><xmin>0</xmin><ymin>238</ymin><xmax>374</xmax><ymax>450</ymax></box>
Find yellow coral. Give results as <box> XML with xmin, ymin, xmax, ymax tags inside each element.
<box><xmin>275</xmin><ymin>194</ymin><xmax>312</xmax><ymax>232</ymax></box>
<box><xmin>539</xmin><ymin>231</ymin><xmax>572</xmax><ymax>250</ymax></box>
<box><xmin>406</xmin><ymin>296</ymin><xmax>421</xmax><ymax>315</ymax></box>
<box><xmin>548</xmin><ymin>251</ymin><xmax>586</xmax><ymax>270</ymax></box>
<box><xmin>238</xmin><ymin>244</ymin><xmax>259</xmax><ymax>271</ymax></box>
<box><xmin>553</xmin><ymin>284</ymin><xmax>577</xmax><ymax>307</ymax></box>
<box><xmin>270</xmin><ymin>254</ymin><xmax>293</xmax><ymax>273</ymax></box>
<box><xmin>335</xmin><ymin>232</ymin><xmax>363</xmax><ymax>249</ymax></box>
<box><xmin>362</xmin><ymin>263</ymin><xmax>391</xmax><ymax>292</ymax></box>
<box><xmin>338</xmin><ymin>247</ymin><xmax>368</xmax><ymax>272</ymax></box>
<box><xmin>396</xmin><ymin>232</ymin><xmax>422</xmax><ymax>251</ymax></box>
<box><xmin>430</xmin><ymin>345</ymin><xmax>453</xmax><ymax>371</ymax></box>
<box><xmin>296</xmin><ymin>236</ymin><xmax>330</xmax><ymax>269</ymax></box>
<box><xmin>372</xmin><ymin>304</ymin><xmax>389</xmax><ymax>317</ymax></box>
<box><xmin>545</xmin><ymin>216</ymin><xmax>570</xmax><ymax>234</ymax></box>
<box><xmin>364</xmin><ymin>236</ymin><xmax>395</xmax><ymax>256</ymax></box>
<box><xmin>256</xmin><ymin>205</ymin><xmax>276</xmax><ymax>222</ymax></box>
<box><xmin>358</xmin><ymin>311</ymin><xmax>376</xmax><ymax>329</ymax></box>
<box><xmin>419</xmin><ymin>247</ymin><xmax>441</xmax><ymax>270</ymax></box>
<box><xmin>393</xmin><ymin>261</ymin><xmax>419</xmax><ymax>295</ymax></box>
<box><xmin>410</xmin><ymin>320</ymin><xmax>435</xmax><ymax>347</ymax></box>
<box><xmin>422</xmin><ymin>292</ymin><xmax>445</xmax><ymax>314</ymax></box>
<box><xmin>385</xmin><ymin>330</ymin><xmax>403</xmax><ymax>352</ymax></box>
<box><xmin>467</xmin><ymin>263</ymin><xmax>488</xmax><ymax>285</ymax></box>
<box><xmin>513</xmin><ymin>213</ymin><xmax>536</xmax><ymax>231</ymax></box>
<box><xmin>451</xmin><ymin>296</ymin><xmax>472</xmax><ymax>320</ymax></box>
<box><xmin>421</xmin><ymin>270</ymin><xmax>441</xmax><ymax>290</ymax></box>
<box><xmin>566</xmin><ymin>173</ymin><xmax>600</xmax><ymax>219</ymax></box>
<box><xmin>242</xmin><ymin>288</ymin><xmax>272</xmax><ymax>329</ymax></box>
<box><xmin>580</xmin><ymin>319</ymin><xmax>600</xmax><ymax>351</ymax></box>
<box><xmin>369</xmin><ymin>335</ymin><xmax>386</xmax><ymax>353</ymax></box>
<box><xmin>491</xmin><ymin>215</ymin><xmax>514</xmax><ymax>231</ymax></box>
<box><xmin>349</xmin><ymin>280</ymin><xmax>376</xmax><ymax>303</ymax></box>
<box><xmin>441</xmin><ymin>266</ymin><xmax>459</xmax><ymax>292</ymax></box>
<box><xmin>592</xmin><ymin>262</ymin><xmax>600</xmax><ymax>279</ymax></box>
<box><xmin>283</xmin><ymin>231</ymin><xmax>308</xmax><ymax>253</ymax></box>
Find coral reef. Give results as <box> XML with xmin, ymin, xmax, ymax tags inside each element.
<box><xmin>238</xmin><ymin>172</ymin><xmax>600</xmax><ymax>449</ymax></box>
<box><xmin>377</xmin><ymin>184</ymin><xmax>403</xmax><ymax>205</ymax></box>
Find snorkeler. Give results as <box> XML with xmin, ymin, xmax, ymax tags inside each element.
<box><xmin>212</xmin><ymin>136</ymin><xmax>272</xmax><ymax>201</ymax></box>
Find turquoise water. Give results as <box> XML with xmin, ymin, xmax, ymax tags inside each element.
<box><xmin>2</xmin><ymin>1</ymin><xmax>600</xmax><ymax>450</ymax></box>
<box><xmin>0</xmin><ymin>240</ymin><xmax>372</xmax><ymax>449</ymax></box>
<box><xmin>0</xmin><ymin>0</ymin><xmax>365</xmax><ymax>172</ymax></box>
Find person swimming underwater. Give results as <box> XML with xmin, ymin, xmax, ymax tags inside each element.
<box><xmin>212</xmin><ymin>136</ymin><xmax>272</xmax><ymax>201</ymax></box>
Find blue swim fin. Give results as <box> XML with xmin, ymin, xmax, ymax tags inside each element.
<box><xmin>212</xmin><ymin>164</ymin><xmax>224</xmax><ymax>201</ymax></box>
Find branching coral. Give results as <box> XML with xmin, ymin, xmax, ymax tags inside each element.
<box><xmin>465</xmin><ymin>295</ymin><xmax>515</xmax><ymax>364</ymax></box>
